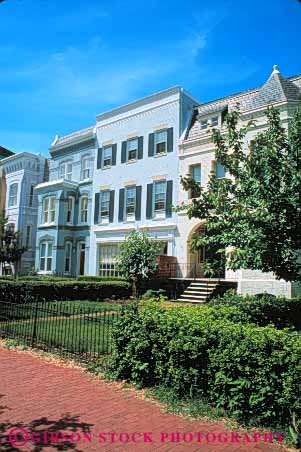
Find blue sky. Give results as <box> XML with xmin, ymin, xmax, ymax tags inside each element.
<box><xmin>0</xmin><ymin>0</ymin><xmax>300</xmax><ymax>155</ymax></box>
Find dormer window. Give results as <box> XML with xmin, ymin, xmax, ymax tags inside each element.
<box><xmin>200</xmin><ymin>115</ymin><xmax>219</xmax><ymax>131</ymax></box>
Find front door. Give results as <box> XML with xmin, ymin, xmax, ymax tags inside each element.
<box><xmin>79</xmin><ymin>242</ymin><xmax>85</xmax><ymax>276</ymax></box>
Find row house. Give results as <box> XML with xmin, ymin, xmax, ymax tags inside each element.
<box><xmin>3</xmin><ymin>65</ymin><xmax>300</xmax><ymax>298</ymax></box>
<box><xmin>0</xmin><ymin>151</ymin><xmax>47</xmax><ymax>274</ymax></box>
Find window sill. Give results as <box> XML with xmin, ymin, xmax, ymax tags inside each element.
<box><xmin>39</xmin><ymin>223</ymin><xmax>56</xmax><ymax>227</ymax></box>
<box><xmin>154</xmin><ymin>152</ymin><xmax>167</xmax><ymax>158</ymax></box>
<box><xmin>152</xmin><ymin>214</ymin><xmax>166</xmax><ymax>221</ymax></box>
<box><xmin>79</xmin><ymin>178</ymin><xmax>92</xmax><ymax>184</ymax></box>
<box><xmin>102</xmin><ymin>165</ymin><xmax>112</xmax><ymax>171</ymax></box>
<box><xmin>126</xmin><ymin>159</ymin><xmax>137</xmax><ymax>165</ymax></box>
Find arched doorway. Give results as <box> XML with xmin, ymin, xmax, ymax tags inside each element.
<box><xmin>187</xmin><ymin>224</ymin><xmax>225</xmax><ymax>278</ymax></box>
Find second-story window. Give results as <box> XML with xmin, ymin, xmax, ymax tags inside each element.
<box><xmin>190</xmin><ymin>164</ymin><xmax>201</xmax><ymax>198</ymax></box>
<box><xmin>103</xmin><ymin>147</ymin><xmax>112</xmax><ymax>168</ymax></box>
<box><xmin>29</xmin><ymin>185</ymin><xmax>34</xmax><ymax>207</ymax></box>
<box><xmin>154</xmin><ymin>130</ymin><xmax>168</xmax><ymax>155</ymax></box>
<box><xmin>8</xmin><ymin>183</ymin><xmax>18</xmax><ymax>207</ymax></box>
<box><xmin>43</xmin><ymin>196</ymin><xmax>56</xmax><ymax>224</ymax></box>
<box><xmin>125</xmin><ymin>186</ymin><xmax>136</xmax><ymax>221</ymax></box>
<box><xmin>59</xmin><ymin>161</ymin><xmax>72</xmax><ymax>180</ymax></box>
<box><xmin>80</xmin><ymin>196</ymin><xmax>88</xmax><ymax>223</ymax></box>
<box><xmin>81</xmin><ymin>156</ymin><xmax>91</xmax><ymax>180</ymax></box>
<box><xmin>216</xmin><ymin>162</ymin><xmax>226</xmax><ymax>179</ymax></box>
<box><xmin>200</xmin><ymin>115</ymin><xmax>219</xmax><ymax>130</ymax></box>
<box><xmin>153</xmin><ymin>181</ymin><xmax>166</xmax><ymax>216</ymax></box>
<box><xmin>127</xmin><ymin>139</ymin><xmax>138</xmax><ymax>161</ymax></box>
<box><xmin>66</xmin><ymin>197</ymin><xmax>74</xmax><ymax>224</ymax></box>
<box><xmin>100</xmin><ymin>191</ymin><xmax>110</xmax><ymax>222</ymax></box>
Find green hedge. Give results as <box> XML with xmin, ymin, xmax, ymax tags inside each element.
<box><xmin>109</xmin><ymin>304</ymin><xmax>301</xmax><ymax>433</ymax></box>
<box><xmin>0</xmin><ymin>280</ymin><xmax>131</xmax><ymax>302</ymax></box>
<box><xmin>209</xmin><ymin>293</ymin><xmax>301</xmax><ymax>330</ymax></box>
<box><xmin>77</xmin><ymin>275</ymin><xmax>127</xmax><ymax>282</ymax></box>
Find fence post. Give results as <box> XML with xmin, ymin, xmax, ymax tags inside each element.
<box><xmin>31</xmin><ymin>297</ymin><xmax>39</xmax><ymax>348</ymax></box>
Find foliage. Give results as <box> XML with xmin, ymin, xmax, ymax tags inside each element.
<box><xmin>0</xmin><ymin>279</ymin><xmax>131</xmax><ymax>302</ymax></box>
<box><xmin>141</xmin><ymin>289</ymin><xmax>167</xmax><ymax>302</ymax></box>
<box><xmin>0</xmin><ymin>215</ymin><xmax>26</xmax><ymax>277</ymax></box>
<box><xmin>108</xmin><ymin>304</ymin><xmax>301</xmax><ymax>445</ymax></box>
<box><xmin>209</xmin><ymin>293</ymin><xmax>301</xmax><ymax>330</ymax></box>
<box><xmin>180</xmin><ymin>106</ymin><xmax>301</xmax><ymax>281</ymax></box>
<box><xmin>117</xmin><ymin>231</ymin><xmax>161</xmax><ymax>296</ymax></box>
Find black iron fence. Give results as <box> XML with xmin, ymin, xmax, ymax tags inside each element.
<box><xmin>0</xmin><ymin>300</ymin><xmax>122</xmax><ymax>361</ymax></box>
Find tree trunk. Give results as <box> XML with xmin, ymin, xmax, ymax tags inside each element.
<box><xmin>132</xmin><ymin>280</ymin><xmax>137</xmax><ymax>298</ymax></box>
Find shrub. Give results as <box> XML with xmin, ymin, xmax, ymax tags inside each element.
<box><xmin>210</xmin><ymin>293</ymin><xmax>301</xmax><ymax>330</ymax></box>
<box><xmin>109</xmin><ymin>304</ymin><xmax>301</xmax><ymax>435</ymax></box>
<box><xmin>0</xmin><ymin>280</ymin><xmax>131</xmax><ymax>302</ymax></box>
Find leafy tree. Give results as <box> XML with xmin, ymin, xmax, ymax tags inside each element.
<box><xmin>117</xmin><ymin>230</ymin><xmax>161</xmax><ymax>297</ymax></box>
<box><xmin>180</xmin><ymin>106</ymin><xmax>301</xmax><ymax>282</ymax></box>
<box><xmin>0</xmin><ymin>215</ymin><xmax>25</xmax><ymax>278</ymax></box>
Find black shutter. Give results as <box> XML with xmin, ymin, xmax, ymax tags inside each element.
<box><xmin>97</xmin><ymin>148</ymin><xmax>103</xmax><ymax>169</ymax></box>
<box><xmin>146</xmin><ymin>183</ymin><xmax>153</xmax><ymax>219</ymax></box>
<box><xmin>138</xmin><ymin>136</ymin><xmax>143</xmax><ymax>160</ymax></box>
<box><xmin>112</xmin><ymin>144</ymin><xmax>117</xmax><ymax>166</ymax></box>
<box><xmin>118</xmin><ymin>188</ymin><xmax>125</xmax><ymax>222</ymax></box>
<box><xmin>109</xmin><ymin>190</ymin><xmax>115</xmax><ymax>223</ymax></box>
<box><xmin>167</xmin><ymin>128</ymin><xmax>173</xmax><ymax>153</ymax></box>
<box><xmin>148</xmin><ymin>133</ymin><xmax>155</xmax><ymax>157</ymax></box>
<box><xmin>135</xmin><ymin>186</ymin><xmax>142</xmax><ymax>221</ymax></box>
<box><xmin>94</xmin><ymin>193</ymin><xmax>100</xmax><ymax>224</ymax></box>
<box><xmin>121</xmin><ymin>141</ymin><xmax>127</xmax><ymax>163</ymax></box>
<box><xmin>166</xmin><ymin>180</ymin><xmax>173</xmax><ymax>217</ymax></box>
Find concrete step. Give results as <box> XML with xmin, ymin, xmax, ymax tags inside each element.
<box><xmin>184</xmin><ymin>288</ymin><xmax>215</xmax><ymax>294</ymax></box>
<box><xmin>190</xmin><ymin>283</ymin><xmax>217</xmax><ymax>288</ymax></box>
<box><xmin>177</xmin><ymin>297</ymin><xmax>207</xmax><ymax>304</ymax></box>
<box><xmin>179</xmin><ymin>294</ymin><xmax>207</xmax><ymax>300</ymax></box>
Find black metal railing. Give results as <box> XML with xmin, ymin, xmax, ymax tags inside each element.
<box><xmin>0</xmin><ymin>300</ymin><xmax>122</xmax><ymax>361</ymax></box>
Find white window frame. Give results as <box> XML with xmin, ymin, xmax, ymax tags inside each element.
<box><xmin>42</xmin><ymin>196</ymin><xmax>56</xmax><ymax>225</ymax></box>
<box><xmin>153</xmin><ymin>180</ymin><xmax>166</xmax><ymax>218</ymax></box>
<box><xmin>8</xmin><ymin>183</ymin><xmax>18</xmax><ymax>207</ymax></box>
<box><xmin>39</xmin><ymin>241</ymin><xmax>53</xmax><ymax>273</ymax></box>
<box><xmin>98</xmin><ymin>244</ymin><xmax>121</xmax><ymax>277</ymax></box>
<box><xmin>154</xmin><ymin>130</ymin><xmax>168</xmax><ymax>155</ymax></box>
<box><xmin>126</xmin><ymin>138</ymin><xmax>138</xmax><ymax>162</ymax></box>
<box><xmin>102</xmin><ymin>146</ymin><xmax>112</xmax><ymax>168</ymax></box>
<box><xmin>100</xmin><ymin>191</ymin><xmax>110</xmax><ymax>223</ymax></box>
<box><xmin>125</xmin><ymin>186</ymin><xmax>136</xmax><ymax>221</ymax></box>
<box><xmin>81</xmin><ymin>156</ymin><xmax>91</xmax><ymax>180</ymax></box>
<box><xmin>66</xmin><ymin>196</ymin><xmax>74</xmax><ymax>225</ymax></box>
<box><xmin>79</xmin><ymin>196</ymin><xmax>88</xmax><ymax>224</ymax></box>
<box><xmin>59</xmin><ymin>161</ymin><xmax>72</xmax><ymax>180</ymax></box>
<box><xmin>200</xmin><ymin>115</ymin><xmax>219</xmax><ymax>131</ymax></box>
<box><xmin>64</xmin><ymin>241</ymin><xmax>72</xmax><ymax>274</ymax></box>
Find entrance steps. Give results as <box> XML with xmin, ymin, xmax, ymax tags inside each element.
<box><xmin>177</xmin><ymin>281</ymin><xmax>218</xmax><ymax>303</ymax></box>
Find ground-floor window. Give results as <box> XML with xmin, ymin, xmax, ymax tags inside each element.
<box><xmin>64</xmin><ymin>241</ymin><xmax>72</xmax><ymax>274</ymax></box>
<box><xmin>98</xmin><ymin>244</ymin><xmax>121</xmax><ymax>277</ymax></box>
<box><xmin>40</xmin><ymin>241</ymin><xmax>53</xmax><ymax>272</ymax></box>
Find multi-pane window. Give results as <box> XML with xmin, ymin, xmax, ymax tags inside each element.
<box><xmin>100</xmin><ymin>191</ymin><xmax>110</xmax><ymax>221</ymax></box>
<box><xmin>190</xmin><ymin>164</ymin><xmax>201</xmax><ymax>198</ymax></box>
<box><xmin>127</xmin><ymin>139</ymin><xmax>138</xmax><ymax>161</ymax></box>
<box><xmin>25</xmin><ymin>225</ymin><xmax>31</xmax><ymax>248</ymax></box>
<box><xmin>66</xmin><ymin>197</ymin><xmax>74</xmax><ymax>224</ymax></box>
<box><xmin>40</xmin><ymin>241</ymin><xmax>53</xmax><ymax>272</ymax></box>
<box><xmin>200</xmin><ymin>115</ymin><xmax>219</xmax><ymax>130</ymax></box>
<box><xmin>125</xmin><ymin>186</ymin><xmax>136</xmax><ymax>220</ymax></box>
<box><xmin>103</xmin><ymin>147</ymin><xmax>112</xmax><ymax>168</ymax></box>
<box><xmin>99</xmin><ymin>244</ymin><xmax>120</xmax><ymax>277</ymax></box>
<box><xmin>154</xmin><ymin>130</ymin><xmax>168</xmax><ymax>155</ymax></box>
<box><xmin>8</xmin><ymin>183</ymin><xmax>18</xmax><ymax>207</ymax></box>
<box><xmin>64</xmin><ymin>242</ymin><xmax>72</xmax><ymax>274</ymax></box>
<box><xmin>81</xmin><ymin>156</ymin><xmax>90</xmax><ymax>180</ymax></box>
<box><xmin>29</xmin><ymin>185</ymin><xmax>34</xmax><ymax>207</ymax></box>
<box><xmin>216</xmin><ymin>162</ymin><xmax>226</xmax><ymax>179</ymax></box>
<box><xmin>42</xmin><ymin>196</ymin><xmax>56</xmax><ymax>224</ymax></box>
<box><xmin>59</xmin><ymin>161</ymin><xmax>72</xmax><ymax>180</ymax></box>
<box><xmin>154</xmin><ymin>181</ymin><xmax>166</xmax><ymax>215</ymax></box>
<box><xmin>80</xmin><ymin>196</ymin><xmax>88</xmax><ymax>223</ymax></box>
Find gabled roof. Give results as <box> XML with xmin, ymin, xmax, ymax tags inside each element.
<box><xmin>246</xmin><ymin>65</ymin><xmax>301</xmax><ymax>110</ymax></box>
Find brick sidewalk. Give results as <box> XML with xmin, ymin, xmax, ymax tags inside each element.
<box><xmin>0</xmin><ymin>347</ymin><xmax>286</xmax><ymax>452</ymax></box>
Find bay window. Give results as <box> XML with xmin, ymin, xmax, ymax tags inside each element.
<box><xmin>80</xmin><ymin>196</ymin><xmax>88</xmax><ymax>223</ymax></box>
<box><xmin>8</xmin><ymin>183</ymin><xmax>18</xmax><ymax>207</ymax></box>
<box><xmin>43</xmin><ymin>196</ymin><xmax>56</xmax><ymax>224</ymax></box>
<box><xmin>64</xmin><ymin>241</ymin><xmax>72</xmax><ymax>274</ymax></box>
<box><xmin>66</xmin><ymin>197</ymin><xmax>74</xmax><ymax>224</ymax></box>
<box><xmin>40</xmin><ymin>241</ymin><xmax>53</xmax><ymax>272</ymax></box>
